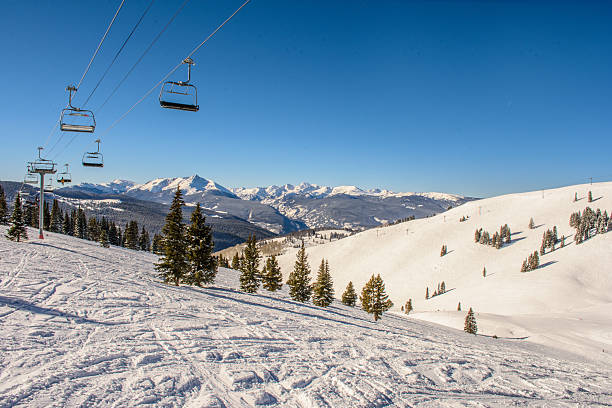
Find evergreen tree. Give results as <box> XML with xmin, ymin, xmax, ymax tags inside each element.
<box><xmin>440</xmin><ymin>244</ymin><xmax>447</xmax><ymax>256</ymax></box>
<box><xmin>124</xmin><ymin>220</ymin><xmax>139</xmax><ymax>249</ymax></box>
<box><xmin>231</xmin><ymin>252</ymin><xmax>241</xmax><ymax>270</ymax></box>
<box><xmin>474</xmin><ymin>228</ymin><xmax>481</xmax><ymax>243</ymax></box>
<box><xmin>108</xmin><ymin>223</ymin><xmax>118</xmax><ymax>245</ymax></box>
<box><xmin>360</xmin><ymin>274</ymin><xmax>393</xmax><ymax>321</ymax></box>
<box><xmin>186</xmin><ymin>203</ymin><xmax>216</xmax><ymax>286</ymax></box>
<box><xmin>151</xmin><ymin>233</ymin><xmax>164</xmax><ymax>254</ymax></box>
<box><xmin>240</xmin><ymin>234</ymin><xmax>260</xmax><ymax>293</ymax></box>
<box><xmin>341</xmin><ymin>281</ymin><xmax>357</xmax><ymax>306</ymax></box>
<box><xmin>43</xmin><ymin>201</ymin><xmax>51</xmax><ymax>231</ymax></box>
<box><xmin>139</xmin><ymin>226</ymin><xmax>151</xmax><ymax>251</ymax></box>
<box><xmin>405</xmin><ymin>299</ymin><xmax>413</xmax><ymax>314</ymax></box>
<box><xmin>99</xmin><ymin>228</ymin><xmax>110</xmax><ymax>248</ymax></box>
<box><xmin>155</xmin><ymin>187</ymin><xmax>188</xmax><ymax>286</ymax></box>
<box><xmin>49</xmin><ymin>200</ymin><xmax>62</xmax><ymax>232</ymax></box>
<box><xmin>457</xmin><ymin>302</ymin><xmax>461</xmax><ymax>311</ymax></box>
<box><xmin>287</xmin><ymin>241</ymin><xmax>312</xmax><ymax>302</ymax></box>
<box><xmin>87</xmin><ymin>217</ymin><xmax>99</xmax><ymax>241</ymax></box>
<box><xmin>425</xmin><ymin>287</ymin><xmax>429</xmax><ymax>299</ymax></box>
<box><xmin>312</xmin><ymin>259</ymin><xmax>334</xmax><ymax>307</ymax></box>
<box><xmin>62</xmin><ymin>212</ymin><xmax>71</xmax><ymax>236</ymax></box>
<box><xmin>6</xmin><ymin>193</ymin><xmax>27</xmax><ymax>242</ymax></box>
<box><xmin>74</xmin><ymin>208</ymin><xmax>87</xmax><ymax>239</ymax></box>
<box><xmin>262</xmin><ymin>255</ymin><xmax>283</xmax><ymax>291</ymax></box>
<box><xmin>588</xmin><ymin>190</ymin><xmax>593</xmax><ymax>203</ymax></box>
<box><xmin>0</xmin><ymin>185</ymin><xmax>7</xmax><ymax>225</ymax></box>
<box><xmin>482</xmin><ymin>266</ymin><xmax>486</xmax><ymax>277</ymax></box>
<box><xmin>528</xmin><ymin>217</ymin><xmax>535</xmax><ymax>229</ymax></box>
<box><xmin>464</xmin><ymin>308</ymin><xmax>477</xmax><ymax>334</ymax></box>
<box><xmin>574</xmin><ymin>192</ymin><xmax>578</xmax><ymax>202</ymax></box>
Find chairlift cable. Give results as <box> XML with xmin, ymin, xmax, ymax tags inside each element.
<box><xmin>75</xmin><ymin>0</ymin><xmax>126</xmax><ymax>92</ymax></box>
<box><xmin>82</xmin><ymin>0</ymin><xmax>156</xmax><ymax>108</ymax></box>
<box><xmin>100</xmin><ymin>0</ymin><xmax>251</xmax><ymax>137</ymax></box>
<box><xmin>96</xmin><ymin>0</ymin><xmax>190</xmax><ymax>113</ymax></box>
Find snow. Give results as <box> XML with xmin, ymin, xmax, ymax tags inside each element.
<box><xmin>2</xmin><ymin>228</ymin><xmax>611</xmax><ymax>406</ymax></box>
<box><xmin>276</xmin><ymin>182</ymin><xmax>612</xmax><ymax>363</ymax></box>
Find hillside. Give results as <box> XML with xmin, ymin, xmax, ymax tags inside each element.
<box><xmin>276</xmin><ymin>182</ymin><xmax>612</xmax><ymax>362</ymax></box>
<box><xmin>1</xmin><ymin>229</ymin><xmax>611</xmax><ymax>406</ymax></box>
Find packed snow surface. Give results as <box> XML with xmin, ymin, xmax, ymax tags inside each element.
<box><xmin>1</xmin><ymin>228</ymin><xmax>612</xmax><ymax>407</ymax></box>
<box><xmin>276</xmin><ymin>182</ymin><xmax>612</xmax><ymax>363</ymax></box>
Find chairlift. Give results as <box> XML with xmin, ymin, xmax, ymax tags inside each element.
<box><xmin>30</xmin><ymin>147</ymin><xmax>57</xmax><ymax>174</ymax></box>
<box><xmin>159</xmin><ymin>58</ymin><xmax>199</xmax><ymax>112</ymax></box>
<box><xmin>24</xmin><ymin>166</ymin><xmax>38</xmax><ymax>184</ymax></box>
<box><xmin>82</xmin><ymin>139</ymin><xmax>104</xmax><ymax>168</ymax></box>
<box><xmin>57</xmin><ymin>163</ymin><xmax>72</xmax><ymax>185</ymax></box>
<box><xmin>44</xmin><ymin>178</ymin><xmax>54</xmax><ymax>193</ymax></box>
<box><xmin>60</xmin><ymin>85</ymin><xmax>96</xmax><ymax>133</ymax></box>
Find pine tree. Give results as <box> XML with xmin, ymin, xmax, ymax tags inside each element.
<box><xmin>528</xmin><ymin>217</ymin><xmax>535</xmax><ymax>229</ymax></box>
<box><xmin>464</xmin><ymin>308</ymin><xmax>477</xmax><ymax>334</ymax></box>
<box><xmin>49</xmin><ymin>200</ymin><xmax>62</xmax><ymax>232</ymax></box>
<box><xmin>312</xmin><ymin>259</ymin><xmax>334</xmax><ymax>307</ymax></box>
<box><xmin>560</xmin><ymin>234</ymin><xmax>565</xmax><ymax>248</ymax></box>
<box><xmin>240</xmin><ymin>234</ymin><xmax>260</xmax><ymax>293</ymax></box>
<box><xmin>186</xmin><ymin>203</ymin><xmax>216</xmax><ymax>286</ymax></box>
<box><xmin>425</xmin><ymin>287</ymin><xmax>429</xmax><ymax>299</ymax></box>
<box><xmin>155</xmin><ymin>187</ymin><xmax>188</xmax><ymax>286</ymax></box>
<box><xmin>62</xmin><ymin>212</ymin><xmax>71</xmax><ymax>235</ymax></box>
<box><xmin>88</xmin><ymin>217</ymin><xmax>99</xmax><ymax>241</ymax></box>
<box><xmin>588</xmin><ymin>190</ymin><xmax>593</xmax><ymax>203</ymax></box>
<box><xmin>474</xmin><ymin>228</ymin><xmax>481</xmax><ymax>243</ymax></box>
<box><xmin>0</xmin><ymin>185</ymin><xmax>9</xmax><ymax>225</ymax></box>
<box><xmin>574</xmin><ymin>192</ymin><xmax>577</xmax><ymax>202</ymax></box>
<box><xmin>287</xmin><ymin>241</ymin><xmax>312</xmax><ymax>302</ymax></box>
<box><xmin>6</xmin><ymin>193</ymin><xmax>27</xmax><ymax>242</ymax></box>
<box><xmin>74</xmin><ymin>208</ymin><xmax>87</xmax><ymax>239</ymax></box>
<box><xmin>231</xmin><ymin>252</ymin><xmax>241</xmax><ymax>270</ymax></box>
<box><xmin>99</xmin><ymin>228</ymin><xmax>110</xmax><ymax>248</ymax></box>
<box><xmin>262</xmin><ymin>255</ymin><xmax>283</xmax><ymax>291</ymax></box>
<box><xmin>139</xmin><ymin>226</ymin><xmax>151</xmax><ymax>251</ymax></box>
<box><xmin>440</xmin><ymin>244</ymin><xmax>447</xmax><ymax>256</ymax></box>
<box><xmin>505</xmin><ymin>226</ymin><xmax>511</xmax><ymax>244</ymax></box>
<box><xmin>151</xmin><ymin>233</ymin><xmax>164</xmax><ymax>254</ymax></box>
<box><xmin>124</xmin><ymin>220</ymin><xmax>139</xmax><ymax>249</ymax></box>
<box><xmin>360</xmin><ymin>274</ymin><xmax>393</xmax><ymax>321</ymax></box>
<box><xmin>457</xmin><ymin>302</ymin><xmax>461</xmax><ymax>311</ymax></box>
<box><xmin>341</xmin><ymin>281</ymin><xmax>357</xmax><ymax>306</ymax></box>
<box><xmin>405</xmin><ymin>299</ymin><xmax>413</xmax><ymax>314</ymax></box>
<box><xmin>482</xmin><ymin>266</ymin><xmax>486</xmax><ymax>277</ymax></box>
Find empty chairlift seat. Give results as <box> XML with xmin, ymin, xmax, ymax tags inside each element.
<box><xmin>60</xmin><ymin>85</ymin><xmax>96</xmax><ymax>133</ymax></box>
<box><xmin>159</xmin><ymin>58</ymin><xmax>199</xmax><ymax>112</ymax></box>
<box><xmin>82</xmin><ymin>139</ymin><xmax>104</xmax><ymax>168</ymax></box>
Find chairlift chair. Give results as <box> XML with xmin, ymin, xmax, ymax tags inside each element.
<box><xmin>159</xmin><ymin>58</ymin><xmax>199</xmax><ymax>112</ymax></box>
<box><xmin>24</xmin><ymin>166</ymin><xmax>38</xmax><ymax>184</ymax></box>
<box><xmin>29</xmin><ymin>147</ymin><xmax>57</xmax><ymax>174</ymax></box>
<box><xmin>60</xmin><ymin>85</ymin><xmax>96</xmax><ymax>133</ymax></box>
<box><xmin>57</xmin><ymin>163</ymin><xmax>72</xmax><ymax>185</ymax></box>
<box><xmin>82</xmin><ymin>139</ymin><xmax>104</xmax><ymax>168</ymax></box>
<box><xmin>44</xmin><ymin>178</ymin><xmax>54</xmax><ymax>193</ymax></box>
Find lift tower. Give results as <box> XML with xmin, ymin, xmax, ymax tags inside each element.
<box><xmin>28</xmin><ymin>147</ymin><xmax>57</xmax><ymax>239</ymax></box>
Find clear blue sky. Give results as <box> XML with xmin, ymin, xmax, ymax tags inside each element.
<box><xmin>1</xmin><ymin>0</ymin><xmax>611</xmax><ymax>197</ymax></box>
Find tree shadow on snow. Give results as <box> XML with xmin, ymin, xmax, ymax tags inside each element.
<box><xmin>28</xmin><ymin>242</ymin><xmax>108</xmax><ymax>263</ymax></box>
<box><xmin>0</xmin><ymin>295</ymin><xmax>120</xmax><ymax>326</ymax></box>
<box><xmin>590</xmin><ymin>196</ymin><xmax>603</xmax><ymax>202</ymax></box>
<box><xmin>506</xmin><ymin>237</ymin><xmax>526</xmax><ymax>246</ymax></box>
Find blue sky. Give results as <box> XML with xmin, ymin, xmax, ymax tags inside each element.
<box><xmin>1</xmin><ymin>0</ymin><xmax>611</xmax><ymax>197</ymax></box>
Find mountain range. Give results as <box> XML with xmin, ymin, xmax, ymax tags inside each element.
<box><xmin>1</xmin><ymin>175</ymin><xmax>475</xmax><ymax>250</ymax></box>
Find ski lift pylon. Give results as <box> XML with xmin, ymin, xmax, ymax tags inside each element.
<box><xmin>82</xmin><ymin>139</ymin><xmax>104</xmax><ymax>168</ymax></box>
<box><xmin>159</xmin><ymin>58</ymin><xmax>199</xmax><ymax>112</ymax></box>
<box><xmin>60</xmin><ymin>85</ymin><xmax>96</xmax><ymax>133</ymax></box>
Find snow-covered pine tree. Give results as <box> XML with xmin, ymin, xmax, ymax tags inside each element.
<box><xmin>312</xmin><ymin>259</ymin><xmax>334</xmax><ymax>307</ymax></box>
<box><xmin>464</xmin><ymin>308</ymin><xmax>477</xmax><ymax>334</ymax></box>
<box><xmin>99</xmin><ymin>228</ymin><xmax>110</xmax><ymax>248</ymax></box>
<box><xmin>341</xmin><ymin>281</ymin><xmax>357</xmax><ymax>306</ymax></box>
<box><xmin>6</xmin><ymin>193</ymin><xmax>27</xmax><ymax>242</ymax></box>
<box><xmin>187</xmin><ymin>203</ymin><xmax>217</xmax><ymax>286</ymax></box>
<box><xmin>360</xmin><ymin>274</ymin><xmax>393</xmax><ymax>321</ymax></box>
<box><xmin>528</xmin><ymin>217</ymin><xmax>535</xmax><ymax>229</ymax></box>
<box><xmin>240</xmin><ymin>234</ymin><xmax>260</xmax><ymax>293</ymax></box>
<box><xmin>262</xmin><ymin>255</ymin><xmax>283</xmax><ymax>291</ymax></box>
<box><xmin>0</xmin><ymin>185</ymin><xmax>7</xmax><ymax>225</ymax></box>
<box><xmin>49</xmin><ymin>199</ymin><xmax>62</xmax><ymax>232</ymax></box>
<box><xmin>155</xmin><ymin>187</ymin><xmax>188</xmax><ymax>286</ymax></box>
<box><xmin>287</xmin><ymin>241</ymin><xmax>312</xmax><ymax>302</ymax></box>
<box><xmin>62</xmin><ymin>212</ymin><xmax>71</xmax><ymax>236</ymax></box>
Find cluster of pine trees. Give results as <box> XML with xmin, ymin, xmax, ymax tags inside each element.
<box><xmin>228</xmin><ymin>237</ymin><xmax>283</xmax><ymax>294</ymax></box>
<box><xmin>520</xmin><ymin>251</ymin><xmax>540</xmax><ymax>272</ymax></box>
<box><xmin>0</xmin><ymin>186</ymin><xmax>8</xmax><ymax>225</ymax></box>
<box><xmin>155</xmin><ymin>188</ymin><xmax>216</xmax><ymax>287</ymax></box>
<box><xmin>570</xmin><ymin>206</ymin><xmax>610</xmax><ymax>245</ymax></box>
<box><xmin>459</xmin><ymin>215</ymin><xmax>469</xmax><ymax>222</ymax></box>
<box><xmin>388</xmin><ymin>215</ymin><xmax>415</xmax><ymax>226</ymax></box>
<box><xmin>474</xmin><ymin>224</ymin><xmax>511</xmax><ymax>249</ymax></box>
<box><xmin>425</xmin><ymin>281</ymin><xmax>447</xmax><ymax>299</ymax></box>
<box><xmin>440</xmin><ymin>244</ymin><xmax>448</xmax><ymax>256</ymax></box>
<box><xmin>539</xmin><ymin>226</ymin><xmax>560</xmax><ymax>255</ymax></box>
<box><xmin>401</xmin><ymin>299</ymin><xmax>413</xmax><ymax>314</ymax></box>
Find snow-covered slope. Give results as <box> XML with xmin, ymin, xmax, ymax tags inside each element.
<box><xmin>2</xmin><ymin>229</ymin><xmax>611</xmax><ymax>406</ymax></box>
<box><xmin>276</xmin><ymin>182</ymin><xmax>612</xmax><ymax>362</ymax></box>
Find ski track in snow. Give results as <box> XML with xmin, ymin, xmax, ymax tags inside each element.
<box><xmin>1</xmin><ymin>229</ymin><xmax>611</xmax><ymax>407</ymax></box>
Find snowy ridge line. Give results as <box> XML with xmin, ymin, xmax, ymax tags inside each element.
<box><xmin>1</xmin><ymin>226</ymin><xmax>612</xmax><ymax>406</ymax></box>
